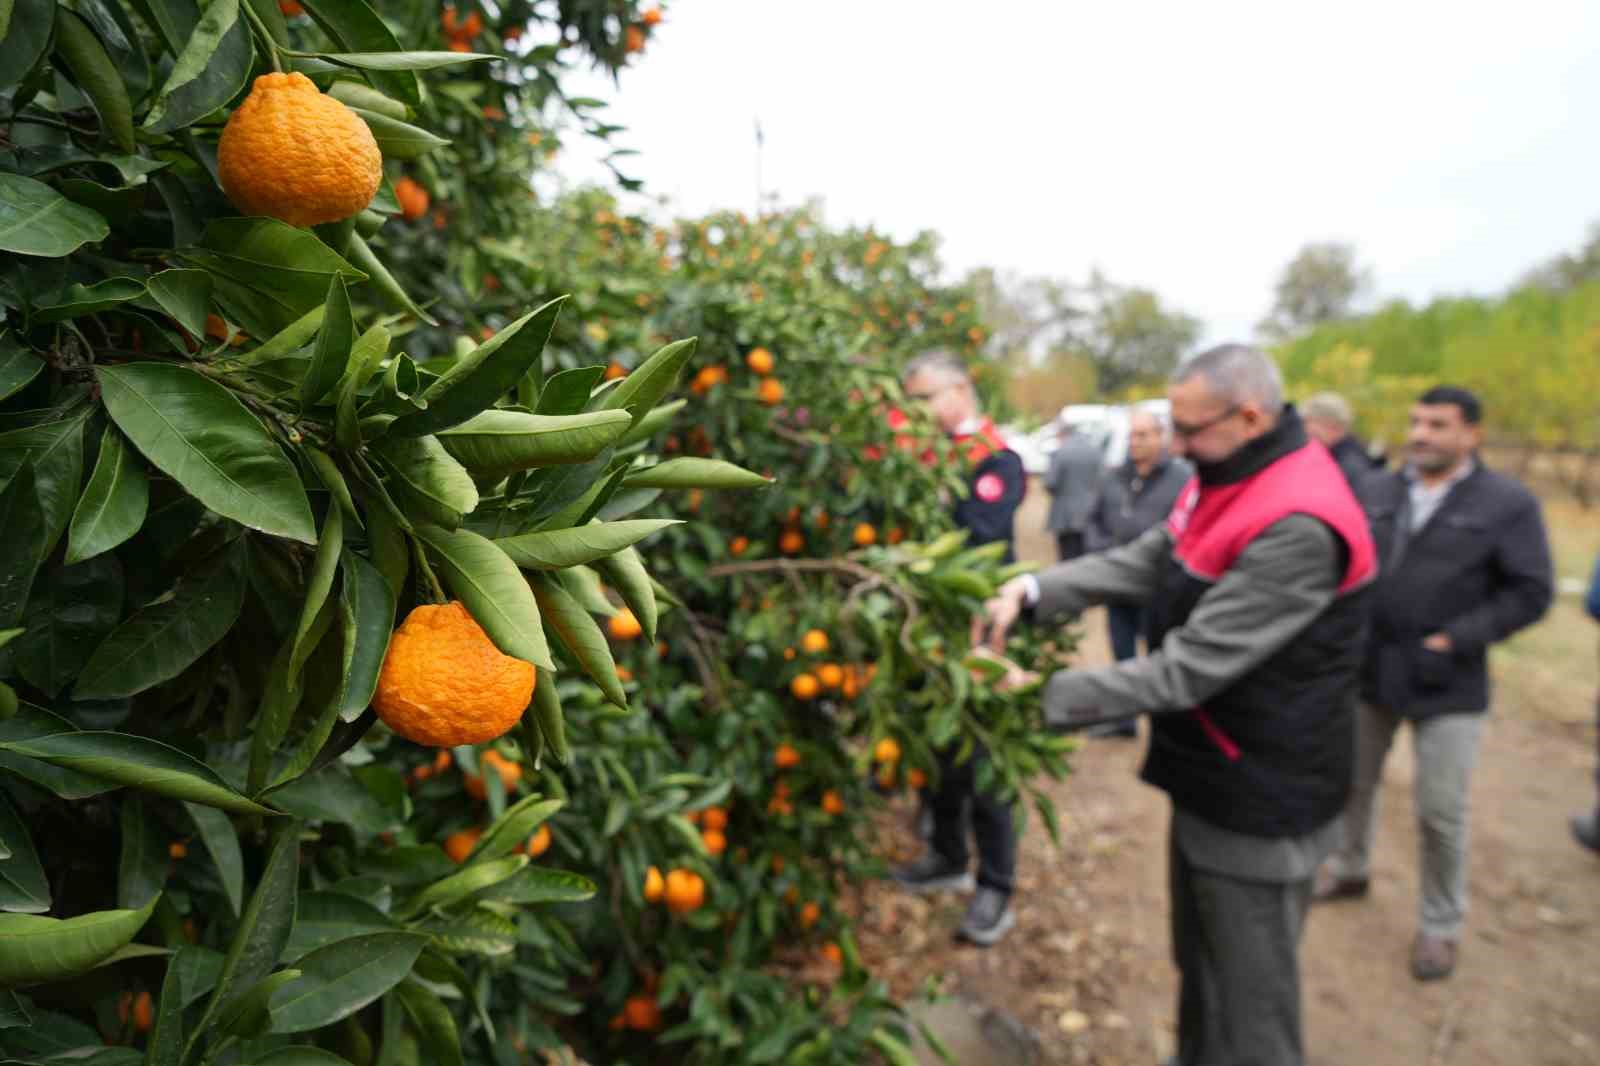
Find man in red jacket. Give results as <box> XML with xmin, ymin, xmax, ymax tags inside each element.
<box><xmin>976</xmin><ymin>344</ymin><xmax>1376</xmax><ymax>1066</ymax></box>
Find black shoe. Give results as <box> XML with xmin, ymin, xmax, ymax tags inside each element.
<box><xmin>958</xmin><ymin>886</ymin><xmax>1016</xmax><ymax>946</ymax></box>
<box><xmin>891</xmin><ymin>852</ymin><xmax>975</xmax><ymax>895</ymax></box>
<box><xmin>1573</xmin><ymin>810</ymin><xmax>1600</xmax><ymax>854</ymax></box>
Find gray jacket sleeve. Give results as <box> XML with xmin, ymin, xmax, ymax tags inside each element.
<box><xmin>1040</xmin><ymin>514</ymin><xmax>1344</xmax><ymax>729</ymax></box>
<box><xmin>1033</xmin><ymin>523</ymin><xmax>1174</xmax><ymax>616</ymax></box>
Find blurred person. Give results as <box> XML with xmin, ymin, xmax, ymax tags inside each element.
<box><xmin>1303</xmin><ymin>390</ymin><xmax>1381</xmax><ymax>489</ymax></box>
<box><xmin>1576</xmin><ymin>551</ymin><xmax>1600</xmax><ymax>854</ymax></box>
<box><xmin>1083</xmin><ymin>409</ymin><xmax>1193</xmax><ymax>738</ymax></box>
<box><xmin>1044</xmin><ymin>418</ymin><xmax>1103</xmax><ymax>562</ymax></box>
<box><xmin>1314</xmin><ymin>386</ymin><xmax>1554</xmax><ymax>981</ymax></box>
<box><xmin>976</xmin><ymin>344</ymin><xmax>1377</xmax><ymax>1066</ymax></box>
<box><xmin>890</xmin><ymin>351</ymin><xmax>1026</xmax><ymax>946</ymax></box>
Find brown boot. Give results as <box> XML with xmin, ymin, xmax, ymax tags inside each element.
<box><xmin>1411</xmin><ymin>935</ymin><xmax>1458</xmax><ymax>981</ymax></box>
<box><xmin>1311</xmin><ymin>866</ymin><xmax>1369</xmax><ymax>903</ymax></box>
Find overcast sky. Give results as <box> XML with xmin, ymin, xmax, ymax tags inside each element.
<box><xmin>557</xmin><ymin>0</ymin><xmax>1600</xmax><ymax>346</ymax></box>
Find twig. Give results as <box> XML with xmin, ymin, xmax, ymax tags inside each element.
<box><xmin>706</xmin><ymin>557</ymin><xmax>922</xmax><ymax>652</ymax></box>
<box><xmin>677</xmin><ymin>608</ymin><xmax>727</xmax><ymax>708</ymax></box>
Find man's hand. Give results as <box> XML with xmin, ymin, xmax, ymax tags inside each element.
<box><xmin>971</xmin><ymin>577</ymin><xmax>1031</xmax><ymax>654</ymax></box>
<box><xmin>1422</xmin><ymin>632</ymin><xmax>1453</xmax><ymax>653</ymax></box>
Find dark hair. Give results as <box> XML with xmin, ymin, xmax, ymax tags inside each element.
<box><xmin>1417</xmin><ymin>385</ymin><xmax>1482</xmax><ymax>425</ymax></box>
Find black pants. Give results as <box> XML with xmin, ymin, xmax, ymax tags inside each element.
<box><xmin>1108</xmin><ymin>603</ymin><xmax>1147</xmax><ymax>662</ymax></box>
<box><xmin>930</xmin><ymin>742</ymin><xmax>1016</xmax><ymax>895</ymax></box>
<box><xmin>1055</xmin><ymin>531</ymin><xmax>1085</xmax><ymax>563</ymax></box>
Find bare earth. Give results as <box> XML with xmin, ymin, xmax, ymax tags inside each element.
<box><xmin>854</xmin><ymin>479</ymin><xmax>1600</xmax><ymax>1066</ymax></box>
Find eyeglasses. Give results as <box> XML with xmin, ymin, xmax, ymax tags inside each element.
<box><xmin>906</xmin><ymin>382</ymin><xmax>957</xmax><ymax>403</ymax></box>
<box><xmin>1170</xmin><ymin>404</ymin><xmax>1240</xmax><ymax>440</ymax></box>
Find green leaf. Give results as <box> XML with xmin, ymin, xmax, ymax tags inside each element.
<box><xmin>346</xmin><ymin>108</ymin><xmax>449</xmax><ymax>159</ymax></box>
<box><xmin>390</xmin><ymin>297</ymin><xmax>567</xmax><ymax>438</ymax></box>
<box><xmin>297</xmin><ymin>0</ymin><xmax>420</xmax><ymax>106</ymax></box>
<box><xmin>264</xmin><ymin>764</ymin><xmax>394</xmax><ymax>831</ymax></box>
<box><xmin>622</xmin><ymin>457</ymin><xmax>772</xmax><ymax>490</ymax></box>
<box><xmin>185</xmin><ymin>803</ymin><xmax>244</xmax><ymax>918</ymax></box>
<box><xmin>13</xmin><ymin>555</ymin><xmax>122</xmax><ymax>698</ymax></box>
<box><xmin>142</xmin><ymin>0</ymin><xmax>251</xmax><ymax>134</ymax></box>
<box><xmin>97</xmin><ymin>363</ymin><xmax>315</xmax><ymax>542</ymax></box>
<box><xmin>414</xmin><ymin>907</ymin><xmax>515</xmax><ymax>957</ymax></box>
<box><xmin>494</xmin><ymin>519</ymin><xmax>678</xmax><ymax>570</ymax></box>
<box><xmin>143</xmin><ymin>268</ymin><xmax>213</xmax><ymax>341</ymax></box>
<box><xmin>283</xmin><ymin>893</ymin><xmax>395</xmax><ymax>961</ymax></box>
<box><xmin>372</xmin><ymin>435</ymin><xmax>476</xmax><ymax>530</ymax></box>
<box><xmin>267</xmin><ymin>932</ymin><xmax>427</xmax><ymax>1033</ymax></box>
<box><xmin>593</xmin><ymin>545</ymin><xmax>657</xmax><ymax>644</ymax></box>
<box><xmin>337</xmin><ymin>551</ymin><xmax>392</xmax><ymax>721</ymax></box>
<box><xmin>363</xmin><ymin>498</ymin><xmax>408</xmax><ymax>600</ymax></box>
<box><xmin>393</xmin><ymin>981</ymin><xmax>463</xmax><ymax>1066</ymax></box>
<box><xmin>527</xmin><ymin>573</ymin><xmax>624</xmax><ymax>707</ymax></box>
<box><xmin>146</xmin><ymin>943</ymin><xmax>187</xmax><ymax>1065</ymax></box>
<box><xmin>555</xmin><ymin>563</ymin><xmax>613</xmax><ymax>618</ymax></box>
<box><xmin>321</xmin><ymin>49</ymin><xmax>496</xmax><ymax>71</ymax></box>
<box><xmin>334</xmin><ymin>324</ymin><xmax>389</xmax><ymax>449</ymax></box>
<box><xmin>470</xmin><ymin>795</ymin><xmax>561</xmax><ymax>864</ymax></box>
<box><xmin>0</xmin><ymin>336</ymin><xmax>44</xmax><ymax>404</ymax></box>
<box><xmin>301</xmin><ymin>276</ymin><xmax>353</xmax><ymax>408</ymax></box>
<box><xmin>0</xmin><ymin>463</ymin><xmax>43</xmax><ymax>632</ymax></box>
<box><xmin>288</xmin><ymin>504</ymin><xmax>344</xmax><ymax>681</ymax></box>
<box><xmin>249</xmin><ymin>1047</ymin><xmax>355</xmax><ymax>1065</ymax></box>
<box><xmin>180</xmin><ymin>218</ymin><xmax>366</xmax><ymax>339</ymax></box>
<box><xmin>33</xmin><ymin>277</ymin><xmax>146</xmax><ymax>323</ymax></box>
<box><xmin>616</xmin><ymin>397</ymin><xmax>686</xmax><ymax>447</ymax></box>
<box><xmin>598</xmin><ymin>338</ymin><xmax>697</xmax><ymax>427</ymax></box>
<box><xmin>0</xmin><ymin>174</ymin><xmax>109</xmax><ymax>257</ymax></box>
<box><xmin>528</xmin><ymin>672</ymin><xmax>565</xmax><ymax>764</ymax></box>
<box><xmin>399</xmin><ymin>855</ymin><xmax>524</xmax><ymax>918</ymax></box>
<box><xmin>436</xmin><ymin>409</ymin><xmax>631</xmax><ymax>478</ymax></box>
<box><xmin>414</xmin><ymin>525</ymin><xmax>551</xmax><ymax>669</ymax></box>
<box><xmin>117</xmin><ymin>795</ymin><xmax>165</xmax><ymax>911</ymax></box>
<box><xmin>64</xmin><ymin>426</ymin><xmax>147</xmax><ymax>565</ymax></box>
<box><xmin>0</xmin><ymin>0</ymin><xmax>52</xmax><ymax>92</ymax></box>
<box><xmin>240</xmin><ymin>304</ymin><xmax>324</xmax><ymax>365</ymax></box>
<box><xmin>343</xmin><ymin>233</ymin><xmax>435</xmax><ymax>325</ymax></box>
<box><xmin>0</xmin><ymin>893</ymin><xmax>157</xmax><ymax>988</ymax></box>
<box><xmin>0</xmin><ymin>413</ymin><xmax>89</xmax><ymax>565</ymax></box>
<box><xmin>535</xmin><ymin>366</ymin><xmax>603</xmax><ymax>415</ymax></box>
<box><xmin>53</xmin><ymin>9</ymin><xmax>135</xmax><ymax>152</ymax></box>
<box><xmin>474</xmin><ymin>865</ymin><xmax>595</xmax><ymax>905</ymax></box>
<box><xmin>0</xmin><ymin>731</ymin><xmax>272</xmax><ymax>814</ymax></box>
<box><xmin>73</xmin><ymin>545</ymin><xmax>247</xmax><ymax>700</ymax></box>
<box><xmin>216</xmin><ymin>968</ymin><xmax>302</xmax><ymax>1038</ymax></box>
<box><xmin>0</xmin><ymin>791</ymin><xmax>48</xmax><ymax>914</ymax></box>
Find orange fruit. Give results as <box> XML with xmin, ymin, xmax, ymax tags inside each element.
<box><xmin>168</xmin><ymin>841</ymin><xmax>187</xmax><ymax>860</ymax></box>
<box><xmin>605</xmin><ymin>360</ymin><xmax>627</xmax><ymax>380</ymax></box>
<box><xmin>459</xmin><ymin>11</ymin><xmax>483</xmax><ymax>37</ymax></box>
<box><xmin>625</xmin><ymin>24</ymin><xmax>645</xmax><ymax>52</ymax></box>
<box><xmin>766</xmin><ymin>796</ymin><xmax>793</xmax><ymax>816</ymax></box>
<box><xmin>440</xmin><ymin>6</ymin><xmax>459</xmax><ymax>33</ymax></box>
<box><xmin>701</xmin><ymin>806</ymin><xmax>728</xmax><ymax>831</ymax></box>
<box><xmin>821</xmin><ymin>790</ymin><xmax>844</xmax><ymax>816</ymax></box>
<box><xmin>643</xmin><ymin>865</ymin><xmax>665</xmax><ymax>903</ymax></box>
<box><xmin>778</xmin><ymin>529</ymin><xmax>804</xmax><ymax>555</ymax></box>
<box><xmin>874</xmin><ymin>737</ymin><xmax>901</xmax><ymax>764</ymax></box>
<box><xmin>757</xmin><ymin>378</ymin><xmax>785</xmax><ymax>405</ymax></box>
<box><xmin>771</xmin><ymin>855</ymin><xmax>786</xmax><ymax>874</ymax></box>
<box><xmin>443</xmin><ymin>827</ymin><xmax>482</xmax><ymax>864</ymax></box>
<box><xmin>608</xmin><ymin>608</ymin><xmax>643</xmax><ymax>641</ymax></box>
<box><xmin>373</xmin><ymin>601</ymin><xmax>536</xmax><ymax>748</ymax></box>
<box><xmin>624</xmin><ymin>994</ymin><xmax>662</xmax><ymax>1031</ymax></box>
<box><xmin>278</xmin><ymin>0</ymin><xmax>304</xmax><ymax>14</ymax></box>
<box><xmin>800</xmin><ymin>629</ymin><xmax>829</xmax><ymax>655</ymax></box>
<box><xmin>774</xmin><ymin>742</ymin><xmax>802</xmax><ymax>769</ymax></box>
<box><xmin>685</xmin><ymin>809</ymin><xmax>703</xmax><ymax>826</ymax></box>
<box><xmin>463</xmin><ymin>749</ymin><xmax>521</xmax><ymax>801</ymax></box>
<box><xmin>642</xmin><ymin>6</ymin><xmax>663</xmax><ymax>26</ymax></box>
<box><xmin>664</xmin><ymin>869</ymin><xmax>705</xmax><ymax>915</ymax></box>
<box><xmin>433</xmin><ymin>749</ymin><xmax>453</xmax><ymax>772</ymax></box>
<box><xmin>817</xmin><ymin>663</ymin><xmax>844</xmax><ymax>689</ymax></box>
<box><xmin>907</xmin><ymin>768</ymin><xmax>928</xmax><ymax>790</ymax></box>
<box><xmin>822</xmin><ymin>942</ymin><xmax>843</xmax><ymax>966</ymax></box>
<box><xmin>783</xmin><ymin>647</ymin><xmax>796</xmax><ymax>661</ymax></box>
<box><xmin>729</xmin><ymin>535</ymin><xmax>749</xmax><ymax>556</ymax></box>
<box><xmin>852</xmin><ymin>522</ymin><xmax>878</xmax><ymax>547</ymax></box>
<box><xmin>745</xmin><ymin>347</ymin><xmax>774</xmax><ymax>375</ymax></box>
<box><xmin>799</xmin><ymin>901</ymin><xmax>820</xmax><ymax>930</ymax></box>
<box><xmin>525</xmin><ymin>824</ymin><xmax>551</xmax><ymax>858</ymax></box>
<box><xmin>217</xmin><ymin>73</ymin><xmax>382</xmax><ymax>228</ymax></box>
<box><xmin>876</xmin><ymin>766</ymin><xmax>896</xmax><ymax>789</ymax></box>
<box><xmin>701</xmin><ymin>828</ymin><xmax>727</xmax><ymax>856</ymax></box>
<box><xmin>117</xmin><ymin>991</ymin><xmax>153</xmax><ymax>1033</ymax></box>
<box><xmin>393</xmin><ymin>176</ymin><xmax>430</xmax><ymax>221</ymax></box>
<box><xmin>615</xmin><ymin>664</ymin><xmax>634</xmax><ymax>683</ymax></box>
<box><xmin>790</xmin><ymin>673</ymin><xmax>820</xmax><ymax>701</ymax></box>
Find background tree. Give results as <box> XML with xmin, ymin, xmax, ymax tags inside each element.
<box><xmin>1076</xmin><ymin>271</ymin><xmax>1203</xmax><ymax>396</ymax></box>
<box><xmin>1258</xmin><ymin>241</ymin><xmax>1371</xmax><ymax>340</ymax></box>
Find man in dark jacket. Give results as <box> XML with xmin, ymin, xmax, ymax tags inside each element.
<box><xmin>1084</xmin><ymin>408</ymin><xmax>1193</xmax><ymax>737</ymax></box>
<box><xmin>891</xmin><ymin>350</ymin><xmax>1026</xmax><ymax>947</ymax></box>
<box><xmin>1304</xmin><ymin>391</ymin><xmax>1382</xmax><ymax>488</ymax></box>
<box><xmin>1570</xmin><ymin>552</ymin><xmax>1600</xmax><ymax>854</ymax></box>
<box><xmin>976</xmin><ymin>344</ymin><xmax>1377</xmax><ymax>1066</ymax></box>
<box><xmin>1045</xmin><ymin>421</ymin><xmax>1103</xmax><ymax>561</ymax></box>
<box><xmin>1314</xmin><ymin>386</ymin><xmax>1553</xmax><ymax>981</ymax></box>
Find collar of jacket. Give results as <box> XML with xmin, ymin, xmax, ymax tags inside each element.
<box><xmin>950</xmin><ymin>417</ymin><xmax>1006</xmax><ymax>463</ymax></box>
<box><xmin>1122</xmin><ymin>454</ymin><xmax>1172</xmax><ymax>483</ymax></box>
<box><xmin>1193</xmin><ymin>405</ymin><xmax>1308</xmax><ymax>487</ymax></box>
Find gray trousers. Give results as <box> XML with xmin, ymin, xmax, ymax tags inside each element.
<box><xmin>1170</xmin><ymin>825</ymin><xmax>1314</xmax><ymax>1066</ymax></box>
<box><xmin>1329</xmin><ymin>703</ymin><xmax>1486</xmax><ymax>939</ymax></box>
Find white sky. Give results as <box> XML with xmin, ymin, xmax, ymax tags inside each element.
<box><xmin>556</xmin><ymin>0</ymin><xmax>1600</xmax><ymax>346</ymax></box>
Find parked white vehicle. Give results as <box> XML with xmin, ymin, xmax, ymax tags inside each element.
<box><xmin>1012</xmin><ymin>400</ymin><xmax>1172</xmax><ymax>475</ymax></box>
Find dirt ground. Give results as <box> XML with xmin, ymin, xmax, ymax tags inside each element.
<box><xmin>853</xmin><ymin>479</ymin><xmax>1600</xmax><ymax>1066</ymax></box>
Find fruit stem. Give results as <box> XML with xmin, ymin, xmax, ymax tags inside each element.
<box><xmin>409</xmin><ymin>534</ymin><xmax>448</xmax><ymax>603</ymax></box>
<box><xmin>238</xmin><ymin>1</ymin><xmax>285</xmax><ymax>72</ymax></box>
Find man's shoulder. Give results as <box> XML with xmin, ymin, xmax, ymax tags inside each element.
<box><xmin>1470</xmin><ymin>464</ymin><xmax>1541</xmax><ymax>512</ymax></box>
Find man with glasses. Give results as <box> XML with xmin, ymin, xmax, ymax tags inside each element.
<box><xmin>974</xmin><ymin>344</ymin><xmax>1376</xmax><ymax>1066</ymax></box>
<box><xmin>890</xmin><ymin>350</ymin><xmax>1026</xmax><ymax>946</ymax></box>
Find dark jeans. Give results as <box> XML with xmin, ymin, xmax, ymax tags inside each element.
<box><xmin>1055</xmin><ymin>531</ymin><xmax>1085</xmax><ymax>563</ymax></box>
<box><xmin>1108</xmin><ymin>603</ymin><xmax>1147</xmax><ymax>662</ymax></box>
<box><xmin>1170</xmin><ymin>825</ymin><xmax>1313</xmax><ymax>1066</ymax></box>
<box><xmin>930</xmin><ymin>742</ymin><xmax>1016</xmax><ymax>896</ymax></box>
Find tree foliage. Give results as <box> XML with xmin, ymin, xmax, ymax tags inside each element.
<box><xmin>1257</xmin><ymin>241</ymin><xmax>1371</xmax><ymax>341</ymax></box>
